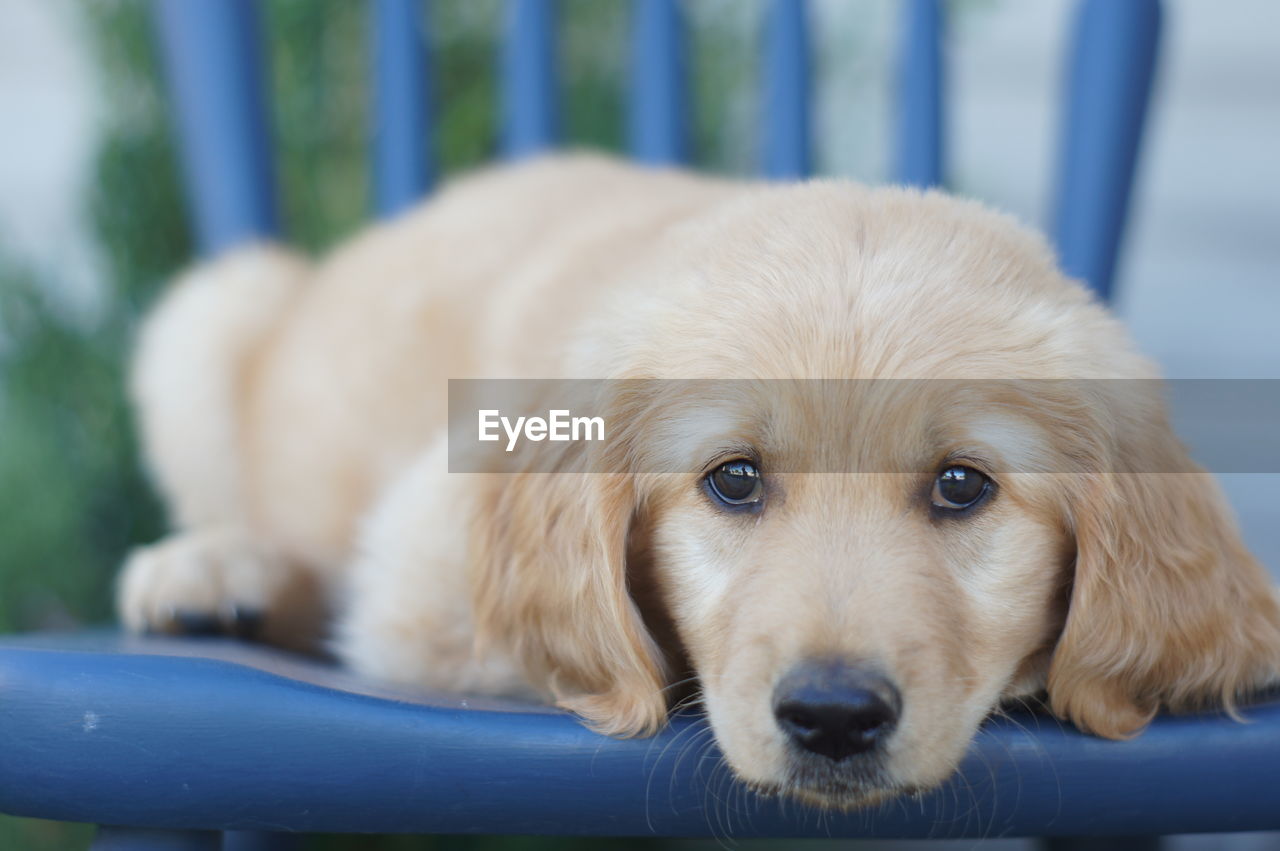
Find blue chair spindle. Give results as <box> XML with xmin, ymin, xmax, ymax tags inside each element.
<box><xmin>501</xmin><ymin>0</ymin><xmax>560</xmax><ymax>158</ymax></box>
<box><xmin>370</xmin><ymin>0</ymin><xmax>433</xmax><ymax>216</ymax></box>
<box><xmin>152</xmin><ymin>0</ymin><xmax>279</xmax><ymax>256</ymax></box>
<box><xmin>761</xmin><ymin>0</ymin><xmax>812</xmax><ymax>179</ymax></box>
<box><xmin>628</xmin><ymin>0</ymin><xmax>689</xmax><ymax>165</ymax></box>
<box><xmin>1052</xmin><ymin>0</ymin><xmax>1162</xmax><ymax>301</ymax></box>
<box><xmin>895</xmin><ymin>0</ymin><xmax>945</xmax><ymax>188</ymax></box>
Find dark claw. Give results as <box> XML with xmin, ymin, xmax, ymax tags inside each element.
<box><xmin>228</xmin><ymin>606</ymin><xmax>265</xmax><ymax>640</ymax></box>
<box><xmin>172</xmin><ymin>610</ymin><xmax>226</xmax><ymax>636</ymax></box>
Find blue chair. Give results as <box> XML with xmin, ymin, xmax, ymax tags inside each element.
<box><xmin>7</xmin><ymin>1</ymin><xmax>1255</xmax><ymax>848</ymax></box>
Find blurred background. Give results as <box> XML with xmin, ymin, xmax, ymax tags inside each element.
<box><xmin>0</xmin><ymin>0</ymin><xmax>1276</xmax><ymax>848</ymax></box>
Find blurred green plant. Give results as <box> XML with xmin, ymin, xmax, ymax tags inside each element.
<box><xmin>0</xmin><ymin>0</ymin><xmax>181</xmax><ymax>638</ymax></box>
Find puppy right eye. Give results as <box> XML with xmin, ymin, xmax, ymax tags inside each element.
<box><xmin>706</xmin><ymin>460</ymin><xmax>764</xmax><ymax>509</ymax></box>
<box><xmin>931</xmin><ymin>465</ymin><xmax>992</xmax><ymax>512</ymax></box>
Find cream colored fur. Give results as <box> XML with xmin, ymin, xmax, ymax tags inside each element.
<box><xmin>119</xmin><ymin>153</ymin><xmax>1280</xmax><ymax>809</ymax></box>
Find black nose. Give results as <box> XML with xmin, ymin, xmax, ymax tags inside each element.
<box><xmin>772</xmin><ymin>660</ymin><xmax>901</xmax><ymax>762</ymax></box>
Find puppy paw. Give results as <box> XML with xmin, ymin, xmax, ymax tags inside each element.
<box><xmin>118</xmin><ymin>528</ymin><xmax>319</xmax><ymax>647</ymax></box>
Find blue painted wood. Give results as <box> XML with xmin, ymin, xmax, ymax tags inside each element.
<box><xmin>91</xmin><ymin>825</ymin><xmax>299</xmax><ymax>849</ymax></box>
<box><xmin>152</xmin><ymin>0</ymin><xmax>279</xmax><ymax>256</ymax></box>
<box><xmin>370</xmin><ymin>0</ymin><xmax>433</xmax><ymax>216</ymax></box>
<box><xmin>1052</xmin><ymin>0</ymin><xmax>1162</xmax><ymax>301</ymax></box>
<box><xmin>3</xmin><ymin>633</ymin><xmax>1280</xmax><ymax>837</ymax></box>
<box><xmin>222</xmin><ymin>831</ymin><xmax>302</xmax><ymax>851</ymax></box>
<box><xmin>895</xmin><ymin>0</ymin><xmax>945</xmax><ymax>188</ymax></box>
<box><xmin>90</xmin><ymin>827</ymin><xmax>219</xmax><ymax>851</ymax></box>
<box><xmin>629</xmin><ymin>0</ymin><xmax>689</xmax><ymax>165</ymax></box>
<box><xmin>501</xmin><ymin>0</ymin><xmax>560</xmax><ymax>158</ymax></box>
<box><xmin>761</xmin><ymin>0</ymin><xmax>811</xmax><ymax>179</ymax></box>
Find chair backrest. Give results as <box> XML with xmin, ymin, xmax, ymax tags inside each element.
<box><xmin>152</xmin><ymin>0</ymin><xmax>1161</xmax><ymax>301</ymax></box>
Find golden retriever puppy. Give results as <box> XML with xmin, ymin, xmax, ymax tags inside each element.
<box><xmin>118</xmin><ymin>153</ymin><xmax>1280</xmax><ymax>809</ymax></box>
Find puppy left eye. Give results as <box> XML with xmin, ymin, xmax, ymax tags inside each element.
<box><xmin>931</xmin><ymin>465</ymin><xmax>992</xmax><ymax>511</ymax></box>
<box><xmin>706</xmin><ymin>460</ymin><xmax>764</xmax><ymax>509</ymax></box>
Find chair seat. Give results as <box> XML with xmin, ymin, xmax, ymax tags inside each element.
<box><xmin>2</xmin><ymin>631</ymin><xmax>1279</xmax><ymax>838</ymax></box>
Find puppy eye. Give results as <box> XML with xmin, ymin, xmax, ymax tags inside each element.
<box><xmin>931</xmin><ymin>465</ymin><xmax>991</xmax><ymax>511</ymax></box>
<box><xmin>706</xmin><ymin>460</ymin><xmax>764</xmax><ymax>509</ymax></box>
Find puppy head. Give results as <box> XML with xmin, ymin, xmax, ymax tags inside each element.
<box><xmin>631</xmin><ymin>379</ymin><xmax>1280</xmax><ymax>808</ymax></box>
<box><xmin>470</xmin><ymin>184</ymin><xmax>1280</xmax><ymax>807</ymax></box>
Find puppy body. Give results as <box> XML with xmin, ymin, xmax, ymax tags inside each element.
<box><xmin>121</xmin><ymin>154</ymin><xmax>1280</xmax><ymax>808</ymax></box>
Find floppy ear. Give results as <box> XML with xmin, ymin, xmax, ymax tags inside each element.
<box><xmin>469</xmin><ymin>458</ymin><xmax>667</xmax><ymax>737</ymax></box>
<box><xmin>1047</xmin><ymin>389</ymin><xmax>1280</xmax><ymax>739</ymax></box>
